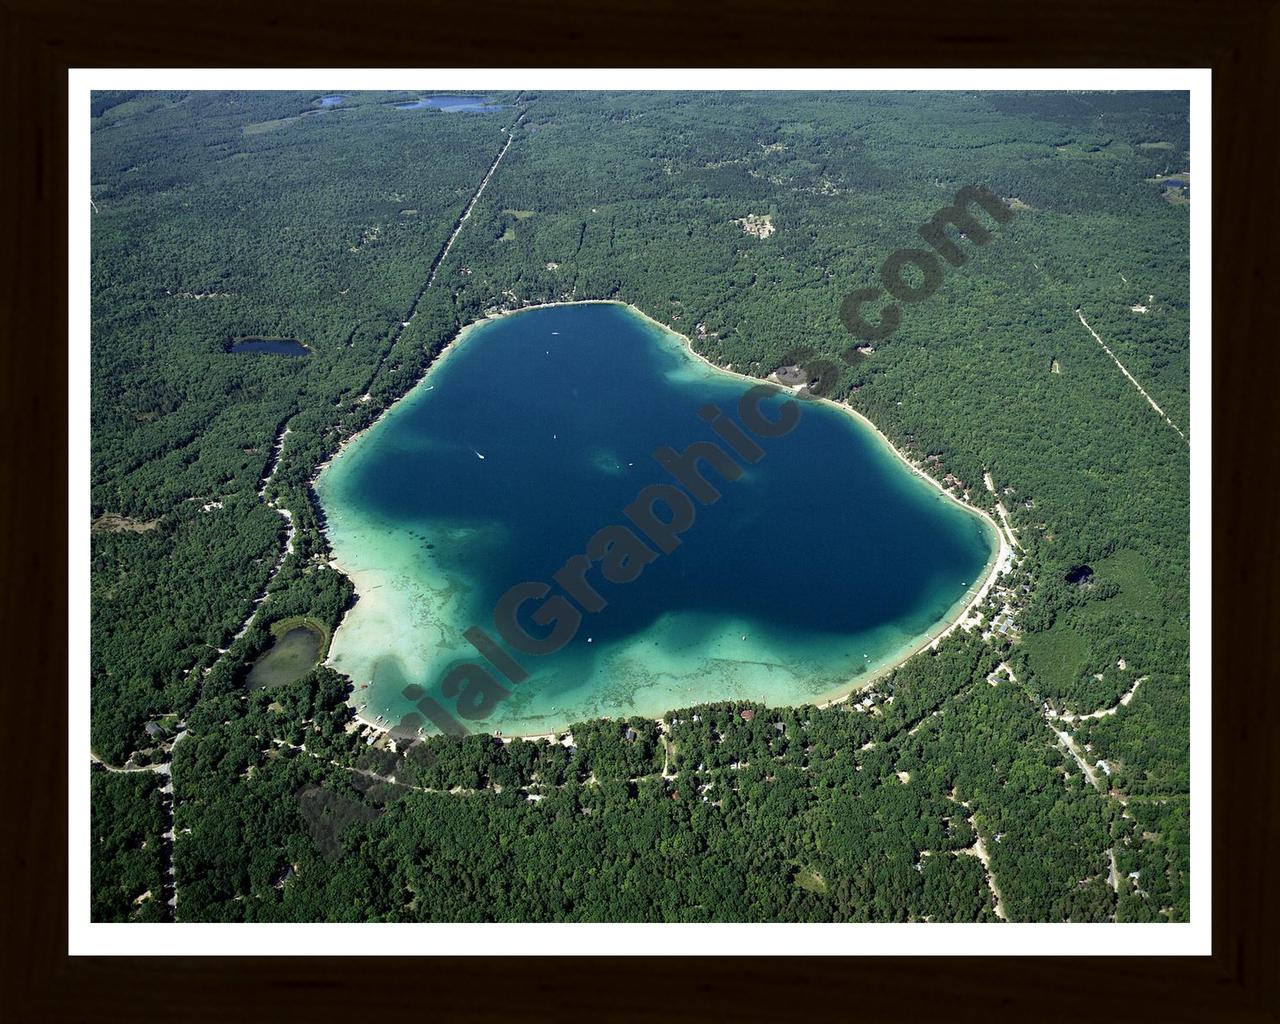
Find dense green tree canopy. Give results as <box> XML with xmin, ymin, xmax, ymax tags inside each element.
<box><xmin>89</xmin><ymin>89</ymin><xmax>1189</xmax><ymax>923</ymax></box>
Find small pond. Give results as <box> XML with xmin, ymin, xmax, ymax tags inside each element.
<box><xmin>247</xmin><ymin>623</ymin><xmax>326</xmax><ymax>691</ymax></box>
<box><xmin>395</xmin><ymin>95</ymin><xmax>503</xmax><ymax>113</ymax></box>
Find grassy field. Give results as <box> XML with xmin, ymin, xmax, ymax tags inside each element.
<box><xmin>1092</xmin><ymin>549</ymin><xmax>1162</xmax><ymax>618</ymax></box>
<box><xmin>1021</xmin><ymin>624</ymin><xmax>1090</xmax><ymax>694</ymax></box>
<box><xmin>243</xmin><ymin>116</ymin><xmax>301</xmax><ymax>135</ymax></box>
<box><xmin>794</xmin><ymin>865</ymin><xmax>827</xmax><ymax>894</ymax></box>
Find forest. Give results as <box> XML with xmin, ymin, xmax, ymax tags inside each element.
<box><xmin>89</xmin><ymin>89</ymin><xmax>1190</xmax><ymax>923</ymax></box>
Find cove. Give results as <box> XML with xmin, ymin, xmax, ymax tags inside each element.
<box><xmin>315</xmin><ymin>302</ymin><xmax>999</xmax><ymax>737</ymax></box>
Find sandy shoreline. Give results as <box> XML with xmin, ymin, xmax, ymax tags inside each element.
<box><xmin>320</xmin><ymin>298</ymin><xmax>1014</xmax><ymax>738</ymax></box>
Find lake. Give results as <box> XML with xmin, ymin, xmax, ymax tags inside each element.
<box><xmin>230</xmin><ymin>337</ymin><xmax>311</xmax><ymax>357</ymax></box>
<box><xmin>395</xmin><ymin>95</ymin><xmax>503</xmax><ymax>113</ymax></box>
<box><xmin>317</xmin><ymin>95</ymin><xmax>345</xmax><ymax>107</ymax></box>
<box><xmin>316</xmin><ymin>302</ymin><xmax>997</xmax><ymax>736</ymax></box>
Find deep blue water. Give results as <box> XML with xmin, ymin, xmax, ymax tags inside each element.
<box><xmin>395</xmin><ymin>95</ymin><xmax>503</xmax><ymax>113</ymax></box>
<box><xmin>230</xmin><ymin>338</ymin><xmax>311</xmax><ymax>357</ymax></box>
<box><xmin>318</xmin><ymin>302</ymin><xmax>996</xmax><ymax>734</ymax></box>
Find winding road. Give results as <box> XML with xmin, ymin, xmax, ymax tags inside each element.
<box><xmin>91</xmin><ymin>105</ymin><xmax>528</xmax><ymax>918</ymax></box>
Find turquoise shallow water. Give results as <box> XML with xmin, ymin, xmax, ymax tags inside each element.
<box><xmin>316</xmin><ymin>302</ymin><xmax>997</xmax><ymax>736</ymax></box>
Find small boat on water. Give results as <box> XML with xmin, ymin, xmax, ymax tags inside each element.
<box><xmin>473</xmin><ymin>449</ymin><xmax>486</xmax><ymax>460</ymax></box>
